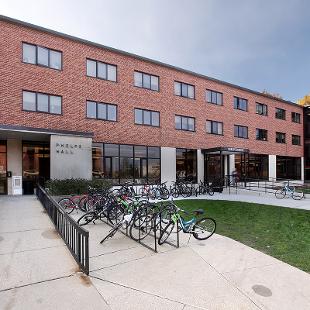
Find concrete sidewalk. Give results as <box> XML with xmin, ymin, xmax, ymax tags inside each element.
<box><xmin>0</xmin><ymin>196</ymin><xmax>111</xmax><ymax>310</ymax></box>
<box><xmin>1</xmin><ymin>196</ymin><xmax>310</xmax><ymax>310</ymax></box>
<box><xmin>172</xmin><ymin>189</ymin><xmax>310</xmax><ymax>210</ymax></box>
<box><xmin>83</xmin><ymin>217</ymin><xmax>310</xmax><ymax>310</ymax></box>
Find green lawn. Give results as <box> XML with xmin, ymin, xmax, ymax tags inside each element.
<box><xmin>175</xmin><ymin>200</ymin><xmax>310</xmax><ymax>273</ymax></box>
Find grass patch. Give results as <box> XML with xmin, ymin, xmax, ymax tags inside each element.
<box><xmin>175</xmin><ymin>199</ymin><xmax>310</xmax><ymax>273</ymax></box>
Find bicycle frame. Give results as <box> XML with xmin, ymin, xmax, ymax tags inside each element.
<box><xmin>171</xmin><ymin>213</ymin><xmax>197</xmax><ymax>233</ymax></box>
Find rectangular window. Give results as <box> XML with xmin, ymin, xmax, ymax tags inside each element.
<box><xmin>174</xmin><ymin>81</ymin><xmax>195</xmax><ymax>99</ymax></box>
<box><xmin>256</xmin><ymin>102</ymin><xmax>268</xmax><ymax>116</ymax></box>
<box><xmin>22</xmin><ymin>43</ymin><xmax>62</xmax><ymax>70</ymax></box>
<box><xmin>134</xmin><ymin>108</ymin><xmax>160</xmax><ymax>127</ymax></box>
<box><xmin>94</xmin><ymin>143</ymin><xmax>160</xmax><ymax>184</ymax></box>
<box><xmin>206</xmin><ymin>120</ymin><xmax>223</xmax><ymax>135</ymax></box>
<box><xmin>292</xmin><ymin>135</ymin><xmax>301</xmax><ymax>145</ymax></box>
<box><xmin>276</xmin><ymin>156</ymin><xmax>301</xmax><ymax>180</ymax></box>
<box><xmin>86</xmin><ymin>101</ymin><xmax>117</xmax><ymax>121</ymax></box>
<box><xmin>234</xmin><ymin>97</ymin><xmax>248</xmax><ymax>111</ymax></box>
<box><xmin>175</xmin><ymin>115</ymin><xmax>195</xmax><ymax>131</ymax></box>
<box><xmin>291</xmin><ymin>112</ymin><xmax>301</xmax><ymax>123</ymax></box>
<box><xmin>206</xmin><ymin>90</ymin><xmax>223</xmax><ymax>105</ymax></box>
<box><xmin>176</xmin><ymin>148</ymin><xmax>197</xmax><ymax>182</ymax></box>
<box><xmin>22</xmin><ymin>91</ymin><xmax>62</xmax><ymax>114</ymax></box>
<box><xmin>275</xmin><ymin>108</ymin><xmax>286</xmax><ymax>120</ymax></box>
<box><xmin>276</xmin><ymin>132</ymin><xmax>286</xmax><ymax>143</ymax></box>
<box><xmin>134</xmin><ymin>71</ymin><xmax>159</xmax><ymax>91</ymax></box>
<box><xmin>256</xmin><ymin>128</ymin><xmax>268</xmax><ymax>141</ymax></box>
<box><xmin>234</xmin><ymin>125</ymin><xmax>248</xmax><ymax>139</ymax></box>
<box><xmin>86</xmin><ymin>58</ymin><xmax>117</xmax><ymax>82</ymax></box>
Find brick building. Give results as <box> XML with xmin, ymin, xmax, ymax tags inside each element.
<box><xmin>0</xmin><ymin>15</ymin><xmax>305</xmax><ymax>194</ymax></box>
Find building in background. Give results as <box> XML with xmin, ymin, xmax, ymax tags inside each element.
<box><xmin>298</xmin><ymin>95</ymin><xmax>310</xmax><ymax>182</ymax></box>
<box><xmin>0</xmin><ymin>15</ymin><xmax>305</xmax><ymax>194</ymax></box>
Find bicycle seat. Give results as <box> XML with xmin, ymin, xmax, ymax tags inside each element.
<box><xmin>193</xmin><ymin>209</ymin><xmax>204</xmax><ymax>215</ymax></box>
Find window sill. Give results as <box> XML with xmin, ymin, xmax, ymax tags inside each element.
<box><xmin>86</xmin><ymin>117</ymin><xmax>117</xmax><ymax>122</ymax></box>
<box><xmin>134</xmin><ymin>123</ymin><xmax>160</xmax><ymax>128</ymax></box>
<box><xmin>133</xmin><ymin>85</ymin><xmax>160</xmax><ymax>92</ymax></box>
<box><xmin>206</xmin><ymin>132</ymin><xmax>224</xmax><ymax>136</ymax></box>
<box><xmin>22</xmin><ymin>109</ymin><xmax>62</xmax><ymax>116</ymax></box>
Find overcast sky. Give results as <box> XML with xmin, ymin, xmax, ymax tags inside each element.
<box><xmin>1</xmin><ymin>0</ymin><xmax>309</xmax><ymax>102</ymax></box>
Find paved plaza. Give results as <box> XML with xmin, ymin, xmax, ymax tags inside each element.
<box><xmin>0</xmin><ymin>195</ymin><xmax>310</xmax><ymax>310</ymax></box>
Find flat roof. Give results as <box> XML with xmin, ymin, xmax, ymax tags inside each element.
<box><xmin>0</xmin><ymin>14</ymin><xmax>300</xmax><ymax>108</ymax></box>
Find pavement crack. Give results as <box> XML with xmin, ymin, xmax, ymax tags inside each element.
<box><xmin>90</xmin><ymin>275</ymin><xmax>205</xmax><ymax>309</ymax></box>
<box><xmin>0</xmin><ymin>245</ymin><xmax>66</xmax><ymax>256</ymax></box>
<box><xmin>89</xmin><ymin>245</ymin><xmax>139</xmax><ymax>259</ymax></box>
<box><xmin>0</xmin><ymin>274</ymin><xmax>74</xmax><ymax>293</ymax></box>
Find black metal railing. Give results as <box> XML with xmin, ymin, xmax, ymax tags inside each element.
<box><xmin>36</xmin><ymin>185</ymin><xmax>89</xmax><ymax>275</ymax></box>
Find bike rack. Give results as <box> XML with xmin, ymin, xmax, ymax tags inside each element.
<box><xmin>102</xmin><ymin>207</ymin><xmax>180</xmax><ymax>253</ymax></box>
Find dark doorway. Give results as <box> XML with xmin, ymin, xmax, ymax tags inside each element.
<box><xmin>22</xmin><ymin>142</ymin><xmax>50</xmax><ymax>194</ymax></box>
<box><xmin>0</xmin><ymin>141</ymin><xmax>7</xmax><ymax>194</ymax></box>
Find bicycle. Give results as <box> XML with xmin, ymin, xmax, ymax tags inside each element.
<box><xmin>158</xmin><ymin>202</ymin><xmax>216</xmax><ymax>245</ymax></box>
<box><xmin>197</xmin><ymin>180</ymin><xmax>214</xmax><ymax>196</ymax></box>
<box><xmin>100</xmin><ymin>198</ymin><xmax>152</xmax><ymax>243</ymax></box>
<box><xmin>275</xmin><ymin>182</ymin><xmax>305</xmax><ymax>200</ymax></box>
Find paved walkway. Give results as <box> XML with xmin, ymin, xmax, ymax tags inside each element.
<box><xmin>1</xmin><ymin>195</ymin><xmax>310</xmax><ymax>310</ymax></box>
<box><xmin>174</xmin><ymin>188</ymin><xmax>310</xmax><ymax>210</ymax></box>
<box><xmin>0</xmin><ymin>196</ymin><xmax>111</xmax><ymax>310</ymax></box>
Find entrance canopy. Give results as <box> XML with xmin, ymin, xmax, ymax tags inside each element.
<box><xmin>202</xmin><ymin>147</ymin><xmax>249</xmax><ymax>155</ymax></box>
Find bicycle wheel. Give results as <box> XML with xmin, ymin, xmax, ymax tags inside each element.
<box><xmin>170</xmin><ymin>188</ymin><xmax>179</xmax><ymax>198</ymax></box>
<box><xmin>100</xmin><ymin>223</ymin><xmax>122</xmax><ymax>244</ymax></box>
<box><xmin>158</xmin><ymin>221</ymin><xmax>175</xmax><ymax>245</ymax></box>
<box><xmin>129</xmin><ymin>206</ymin><xmax>154</xmax><ymax>241</ymax></box>
<box><xmin>193</xmin><ymin>217</ymin><xmax>216</xmax><ymax>240</ymax></box>
<box><xmin>275</xmin><ymin>190</ymin><xmax>285</xmax><ymax>199</ymax></box>
<box><xmin>58</xmin><ymin>197</ymin><xmax>75</xmax><ymax>214</ymax></box>
<box><xmin>292</xmin><ymin>192</ymin><xmax>304</xmax><ymax>200</ymax></box>
<box><xmin>181</xmin><ymin>187</ymin><xmax>191</xmax><ymax>198</ymax></box>
<box><xmin>207</xmin><ymin>187</ymin><xmax>214</xmax><ymax>196</ymax></box>
<box><xmin>107</xmin><ymin>204</ymin><xmax>125</xmax><ymax>225</ymax></box>
<box><xmin>77</xmin><ymin>211</ymin><xmax>96</xmax><ymax>226</ymax></box>
<box><xmin>160</xmin><ymin>188</ymin><xmax>169</xmax><ymax>200</ymax></box>
<box><xmin>78</xmin><ymin>195</ymin><xmax>88</xmax><ymax>212</ymax></box>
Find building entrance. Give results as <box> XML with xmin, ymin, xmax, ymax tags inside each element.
<box><xmin>203</xmin><ymin>147</ymin><xmax>249</xmax><ymax>185</ymax></box>
<box><xmin>0</xmin><ymin>141</ymin><xmax>7</xmax><ymax>194</ymax></box>
<box><xmin>22</xmin><ymin>142</ymin><xmax>50</xmax><ymax>194</ymax></box>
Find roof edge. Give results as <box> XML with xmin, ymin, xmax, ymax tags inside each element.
<box><xmin>0</xmin><ymin>14</ymin><xmax>300</xmax><ymax>108</ymax></box>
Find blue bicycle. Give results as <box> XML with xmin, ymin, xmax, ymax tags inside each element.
<box><xmin>158</xmin><ymin>203</ymin><xmax>216</xmax><ymax>244</ymax></box>
<box><xmin>275</xmin><ymin>182</ymin><xmax>304</xmax><ymax>200</ymax></box>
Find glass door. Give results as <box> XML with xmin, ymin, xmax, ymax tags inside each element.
<box><xmin>22</xmin><ymin>142</ymin><xmax>50</xmax><ymax>194</ymax></box>
<box><xmin>0</xmin><ymin>141</ymin><xmax>7</xmax><ymax>194</ymax></box>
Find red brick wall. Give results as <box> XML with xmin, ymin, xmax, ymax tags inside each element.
<box><xmin>0</xmin><ymin>19</ymin><xmax>304</xmax><ymax>157</ymax></box>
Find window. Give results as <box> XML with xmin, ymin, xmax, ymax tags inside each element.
<box><xmin>93</xmin><ymin>143</ymin><xmax>160</xmax><ymax>184</ymax></box>
<box><xmin>86</xmin><ymin>101</ymin><xmax>117</xmax><ymax>121</ymax></box>
<box><xmin>22</xmin><ymin>91</ymin><xmax>62</xmax><ymax>114</ymax></box>
<box><xmin>276</xmin><ymin>132</ymin><xmax>286</xmax><ymax>143</ymax></box>
<box><xmin>234</xmin><ymin>125</ymin><xmax>248</xmax><ymax>139</ymax></box>
<box><xmin>206</xmin><ymin>120</ymin><xmax>223</xmax><ymax>135</ymax></box>
<box><xmin>175</xmin><ymin>115</ymin><xmax>195</xmax><ymax>131</ymax></box>
<box><xmin>291</xmin><ymin>112</ymin><xmax>301</xmax><ymax>123</ymax></box>
<box><xmin>134</xmin><ymin>108</ymin><xmax>160</xmax><ymax>127</ymax></box>
<box><xmin>134</xmin><ymin>71</ymin><xmax>159</xmax><ymax>91</ymax></box>
<box><xmin>176</xmin><ymin>148</ymin><xmax>197</xmax><ymax>182</ymax></box>
<box><xmin>256</xmin><ymin>102</ymin><xmax>268</xmax><ymax>116</ymax></box>
<box><xmin>256</xmin><ymin>128</ymin><xmax>268</xmax><ymax>141</ymax></box>
<box><xmin>174</xmin><ymin>81</ymin><xmax>195</xmax><ymax>99</ymax></box>
<box><xmin>22</xmin><ymin>43</ymin><xmax>62</xmax><ymax>70</ymax></box>
<box><xmin>206</xmin><ymin>90</ymin><xmax>223</xmax><ymax>105</ymax></box>
<box><xmin>234</xmin><ymin>97</ymin><xmax>248</xmax><ymax>111</ymax></box>
<box><xmin>275</xmin><ymin>108</ymin><xmax>286</xmax><ymax>120</ymax></box>
<box><xmin>276</xmin><ymin>156</ymin><xmax>301</xmax><ymax>180</ymax></box>
<box><xmin>86</xmin><ymin>59</ymin><xmax>117</xmax><ymax>82</ymax></box>
<box><xmin>292</xmin><ymin>135</ymin><xmax>301</xmax><ymax>146</ymax></box>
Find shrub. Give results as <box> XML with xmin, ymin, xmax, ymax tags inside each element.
<box><xmin>45</xmin><ymin>178</ymin><xmax>112</xmax><ymax>195</ymax></box>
